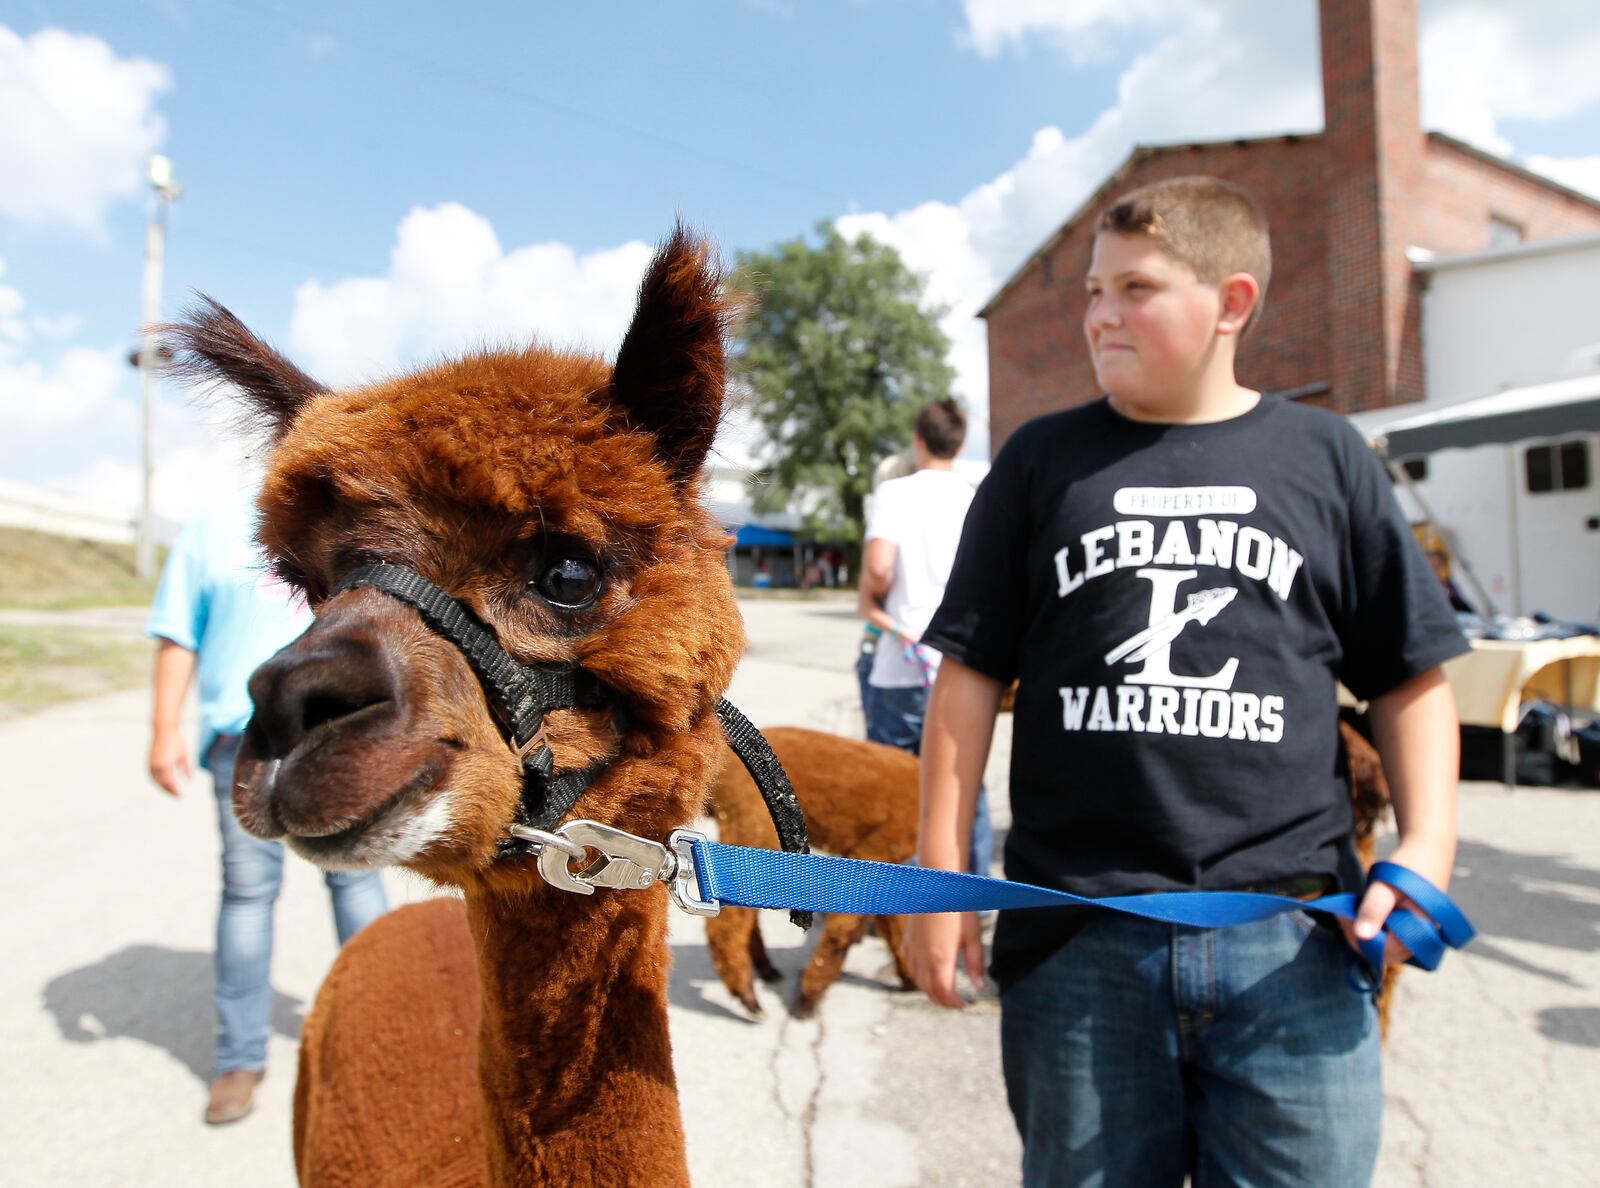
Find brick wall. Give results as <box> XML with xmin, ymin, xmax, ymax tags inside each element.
<box><xmin>1420</xmin><ymin>136</ymin><xmax>1600</xmax><ymax>248</ymax></box>
<box><xmin>1321</xmin><ymin>0</ymin><xmax>1424</xmax><ymax>414</ymax></box>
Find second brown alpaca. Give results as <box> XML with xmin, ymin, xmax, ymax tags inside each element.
<box><xmin>707</xmin><ymin>721</ymin><xmax>1398</xmax><ymax>1029</ymax></box>
<box><xmin>706</xmin><ymin>728</ymin><xmax>919</xmax><ymax>1017</ymax></box>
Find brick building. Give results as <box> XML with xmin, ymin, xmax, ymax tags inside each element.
<box><xmin>981</xmin><ymin>0</ymin><xmax>1600</xmax><ymax>453</ymax></box>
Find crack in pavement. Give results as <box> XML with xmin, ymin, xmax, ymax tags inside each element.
<box><xmin>800</xmin><ymin>1011</ymin><xmax>826</xmax><ymax>1188</ymax></box>
<box><xmin>766</xmin><ymin>1008</ymin><xmax>824</xmax><ymax>1188</ymax></box>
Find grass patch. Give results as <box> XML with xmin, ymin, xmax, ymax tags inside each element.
<box><xmin>0</xmin><ymin>625</ymin><xmax>151</xmax><ymax>720</ymax></box>
<box><xmin>0</xmin><ymin>527</ymin><xmax>162</xmax><ymax>610</ymax></box>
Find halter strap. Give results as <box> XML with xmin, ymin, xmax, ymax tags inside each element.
<box><xmin>335</xmin><ymin>562</ymin><xmax>812</xmax><ymax>902</ymax></box>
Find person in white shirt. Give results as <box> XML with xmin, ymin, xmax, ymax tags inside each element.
<box><xmin>857</xmin><ymin>399</ymin><xmax>991</xmax><ymax>876</ymax></box>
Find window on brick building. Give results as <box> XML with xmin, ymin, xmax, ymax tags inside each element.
<box><xmin>1040</xmin><ymin>254</ymin><xmax>1054</xmax><ymax>286</ymax></box>
<box><xmin>1487</xmin><ymin>214</ymin><xmax>1525</xmax><ymax>249</ymax></box>
<box><xmin>1525</xmin><ymin>440</ymin><xmax>1590</xmax><ymax>494</ymax></box>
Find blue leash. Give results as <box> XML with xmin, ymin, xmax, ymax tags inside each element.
<box><xmin>687</xmin><ymin>841</ymin><xmax>1475</xmax><ymax>991</ymax></box>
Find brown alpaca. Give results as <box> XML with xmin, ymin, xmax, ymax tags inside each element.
<box><xmin>165</xmin><ymin>228</ymin><xmax>748</xmax><ymax>1187</ymax></box>
<box><xmin>1341</xmin><ymin>719</ymin><xmax>1402</xmax><ymax>1034</ymax></box>
<box><xmin>706</xmin><ymin>728</ymin><xmax>917</xmax><ymax>1017</ymax></box>
<box><xmin>707</xmin><ymin>720</ymin><xmax>1398</xmax><ymax>1025</ymax></box>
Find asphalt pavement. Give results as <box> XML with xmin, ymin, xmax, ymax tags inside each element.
<box><xmin>1</xmin><ymin>593</ymin><xmax>1596</xmax><ymax>1186</ymax></box>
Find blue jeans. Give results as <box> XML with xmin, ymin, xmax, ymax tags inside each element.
<box><xmin>856</xmin><ymin>637</ymin><xmax>878</xmax><ymax>725</ymax></box>
<box><xmin>206</xmin><ymin>734</ymin><xmax>389</xmax><ymax>1074</ymax></box>
<box><xmin>865</xmin><ymin>681</ymin><xmax>994</xmax><ymax>877</ymax></box>
<box><xmin>1000</xmin><ymin>912</ymin><xmax>1381</xmax><ymax>1187</ymax></box>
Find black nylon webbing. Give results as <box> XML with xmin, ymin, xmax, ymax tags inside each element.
<box><xmin>493</xmin><ymin>761</ymin><xmax>613</xmax><ymax>860</ymax></box>
<box><xmin>338</xmin><ymin>564</ymin><xmax>607</xmax><ymax>746</ymax></box>
<box><xmin>333</xmin><ymin>564</ymin><xmax>811</xmax><ymax>917</ymax></box>
<box><xmin>717</xmin><ymin>697</ymin><xmax>812</xmax><ymax>929</ymax></box>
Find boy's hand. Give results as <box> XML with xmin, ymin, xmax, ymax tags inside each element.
<box><xmin>904</xmin><ymin>910</ymin><xmax>984</xmax><ymax>1009</ymax></box>
<box><xmin>148</xmin><ymin>726</ymin><xmax>193</xmax><ymax>797</ymax></box>
<box><xmin>1341</xmin><ymin>837</ymin><xmax>1454</xmax><ymax>965</ymax></box>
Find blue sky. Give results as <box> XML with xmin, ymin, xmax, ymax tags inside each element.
<box><xmin>2</xmin><ymin>0</ymin><xmax>1598</xmax><ymax>524</ymax></box>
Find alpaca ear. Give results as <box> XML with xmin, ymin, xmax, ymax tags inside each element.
<box><xmin>609</xmin><ymin>226</ymin><xmax>733</xmax><ymax>485</ymax></box>
<box><xmin>160</xmin><ymin>295</ymin><xmax>326</xmax><ymax>441</ymax></box>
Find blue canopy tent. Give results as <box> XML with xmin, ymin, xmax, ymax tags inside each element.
<box><xmin>733</xmin><ymin>523</ymin><xmax>795</xmax><ymax>548</ymax></box>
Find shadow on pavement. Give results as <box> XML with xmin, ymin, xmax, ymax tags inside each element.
<box><xmin>1451</xmin><ymin>840</ymin><xmax>1599</xmax><ymax>947</ymax></box>
<box><xmin>802</xmin><ymin>606</ymin><xmax>862</xmax><ymax>621</ymax></box>
<box><xmin>41</xmin><ymin>944</ymin><xmax>305</xmax><ymax>1082</ymax></box>
<box><xmin>1535</xmin><ymin>1005</ymin><xmax>1600</xmax><ymax>1049</ymax></box>
<box><xmin>667</xmin><ymin>938</ymin><xmax>768</xmax><ymax>1022</ymax></box>
<box><xmin>668</xmin><ymin>920</ymin><xmax>851</xmax><ymax>1023</ymax></box>
<box><xmin>1398</xmin><ymin>838</ymin><xmax>1600</xmax><ymax>987</ymax></box>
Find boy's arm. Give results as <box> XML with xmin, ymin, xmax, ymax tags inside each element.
<box><xmin>905</xmin><ymin>656</ymin><xmax>1004</xmax><ymax>1008</ymax></box>
<box><xmin>856</xmin><ymin>537</ymin><xmax>900</xmax><ymax>636</ymax></box>
<box><xmin>149</xmin><ymin>637</ymin><xmax>198</xmax><ymax>797</ymax></box>
<box><xmin>1347</xmin><ymin>666</ymin><xmax>1460</xmax><ymax>958</ymax></box>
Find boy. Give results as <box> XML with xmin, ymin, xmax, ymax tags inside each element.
<box><xmin>858</xmin><ymin>399</ymin><xmax>992</xmax><ymax>876</ymax></box>
<box><xmin>905</xmin><ymin>176</ymin><xmax>1465</xmax><ymax>1186</ymax></box>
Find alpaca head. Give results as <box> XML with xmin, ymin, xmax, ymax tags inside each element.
<box><xmin>165</xmin><ymin>228</ymin><xmax>746</xmax><ymax>889</ymax></box>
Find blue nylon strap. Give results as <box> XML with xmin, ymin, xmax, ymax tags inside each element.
<box><xmin>689</xmin><ymin>840</ymin><xmax>1472</xmax><ymax>975</ymax></box>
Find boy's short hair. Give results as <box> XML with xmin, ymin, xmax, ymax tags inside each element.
<box><xmin>915</xmin><ymin>399</ymin><xmax>966</xmax><ymax>459</ymax></box>
<box><xmin>1098</xmin><ymin>176</ymin><xmax>1272</xmax><ymax>332</ymax></box>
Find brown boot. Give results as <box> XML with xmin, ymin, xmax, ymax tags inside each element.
<box><xmin>204</xmin><ymin>1068</ymin><xmax>262</xmax><ymax>1125</ymax></box>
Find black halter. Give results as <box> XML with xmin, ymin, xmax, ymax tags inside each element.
<box><xmin>336</xmin><ymin>563</ymin><xmax>811</xmax><ymax>926</ymax></box>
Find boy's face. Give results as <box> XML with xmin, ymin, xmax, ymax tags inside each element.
<box><xmin>1084</xmin><ymin>232</ymin><xmax>1227</xmax><ymax>407</ymax></box>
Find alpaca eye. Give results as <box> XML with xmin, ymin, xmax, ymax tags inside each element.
<box><xmin>535</xmin><ymin>557</ymin><xmax>602</xmax><ymax>608</ymax></box>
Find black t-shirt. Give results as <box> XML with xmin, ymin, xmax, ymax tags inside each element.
<box><xmin>922</xmin><ymin>395</ymin><xmax>1469</xmax><ymax>986</ymax></box>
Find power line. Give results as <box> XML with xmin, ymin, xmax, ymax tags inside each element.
<box><xmin>207</xmin><ymin>0</ymin><xmax>843</xmax><ymax>205</ymax></box>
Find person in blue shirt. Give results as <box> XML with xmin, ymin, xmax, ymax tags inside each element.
<box><xmin>146</xmin><ymin>486</ymin><xmax>389</xmax><ymax>1125</ymax></box>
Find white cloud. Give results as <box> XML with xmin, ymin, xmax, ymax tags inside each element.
<box><xmin>55</xmin><ymin>436</ymin><xmax>261</xmax><ymax>526</ymax></box>
<box><xmin>29</xmin><ymin>312</ymin><xmax>84</xmax><ymax>340</ymax></box>
<box><xmin>1523</xmin><ymin>154</ymin><xmax>1600</xmax><ymax>200</ymax></box>
<box><xmin>1419</xmin><ymin>0</ymin><xmax>1600</xmax><ymax>156</ymax></box>
<box><xmin>0</xmin><ymin>26</ymin><xmax>170</xmax><ymax>233</ymax></box>
<box><xmin>0</xmin><ymin>258</ymin><xmax>22</xmax><ymax>338</ymax></box>
<box><xmin>0</xmin><ymin>344</ymin><xmax>125</xmax><ymax>426</ymax></box>
<box><xmin>288</xmin><ymin>203</ymin><xmax>656</xmax><ymax>385</ymax></box>
<box><xmin>960</xmin><ymin>0</ymin><xmax>1187</xmax><ymax>63</ymax></box>
<box><xmin>961</xmin><ymin>1</ymin><xmax>1600</xmax><ymax>159</ymax></box>
<box><xmin>0</xmin><ymin>259</ymin><xmax>123</xmax><ymax>424</ymax></box>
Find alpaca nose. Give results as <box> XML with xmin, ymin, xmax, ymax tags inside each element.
<box><xmin>247</xmin><ymin>637</ymin><xmax>401</xmax><ymax>758</ymax></box>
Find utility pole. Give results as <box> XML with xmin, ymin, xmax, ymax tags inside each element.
<box><xmin>135</xmin><ymin>153</ymin><xmax>183</xmax><ymax>579</ymax></box>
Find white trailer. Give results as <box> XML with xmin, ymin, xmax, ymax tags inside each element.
<box><xmin>1371</xmin><ymin>375</ymin><xmax>1600</xmax><ymax>622</ymax></box>
<box><xmin>1350</xmin><ymin>233</ymin><xmax>1600</xmax><ymax>622</ymax></box>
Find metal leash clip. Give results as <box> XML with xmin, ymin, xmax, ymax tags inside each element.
<box><xmin>510</xmin><ymin>820</ymin><xmax>720</xmax><ymax>918</ymax></box>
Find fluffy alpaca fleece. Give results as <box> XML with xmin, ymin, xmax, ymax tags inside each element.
<box><xmin>706</xmin><ymin>728</ymin><xmax>918</xmax><ymax>1016</ymax></box>
<box><xmin>708</xmin><ymin>721</ymin><xmax>1398</xmax><ymax>1028</ymax></box>
<box><xmin>1342</xmin><ymin>719</ymin><xmax>1402</xmax><ymax>1035</ymax></box>
<box><xmin>165</xmin><ymin>227</ymin><xmax>744</xmax><ymax>1188</ymax></box>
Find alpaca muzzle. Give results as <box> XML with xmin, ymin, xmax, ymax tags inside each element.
<box><xmin>330</xmin><ymin>563</ymin><xmax>812</xmax><ymax>924</ymax></box>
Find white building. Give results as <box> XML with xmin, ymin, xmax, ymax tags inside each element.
<box><xmin>1351</xmin><ymin>232</ymin><xmax>1600</xmax><ymax>621</ymax></box>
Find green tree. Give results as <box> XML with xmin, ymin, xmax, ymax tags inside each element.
<box><xmin>731</xmin><ymin>222</ymin><xmax>957</xmax><ymax>548</ymax></box>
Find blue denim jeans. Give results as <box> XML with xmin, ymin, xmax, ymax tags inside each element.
<box><xmin>205</xmin><ymin>734</ymin><xmax>389</xmax><ymax>1074</ymax></box>
<box><xmin>1000</xmin><ymin>912</ymin><xmax>1381</xmax><ymax>1187</ymax></box>
<box><xmin>864</xmin><ymin>681</ymin><xmax>994</xmax><ymax>877</ymax></box>
<box><xmin>856</xmin><ymin>637</ymin><xmax>878</xmax><ymax>725</ymax></box>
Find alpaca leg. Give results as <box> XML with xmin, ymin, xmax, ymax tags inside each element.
<box><xmin>705</xmin><ymin>906</ymin><xmax>764</xmax><ymax>1015</ymax></box>
<box><xmin>749</xmin><ymin>919</ymin><xmax>782</xmax><ymax>984</ymax></box>
<box><xmin>873</xmin><ymin>915</ymin><xmax>915</xmax><ymax>990</ymax></box>
<box><xmin>794</xmin><ymin>914</ymin><xmax>869</xmax><ymax>1019</ymax></box>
